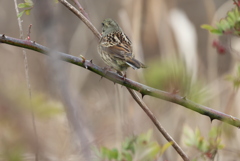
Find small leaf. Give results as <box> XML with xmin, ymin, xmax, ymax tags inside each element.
<box><xmin>210</xmin><ymin>29</ymin><xmax>223</xmax><ymax>35</ymax></box>
<box><xmin>228</xmin><ymin>10</ymin><xmax>236</xmax><ymax>22</ymax></box>
<box><xmin>17</xmin><ymin>10</ymin><xmax>25</xmax><ymax>18</ymax></box>
<box><xmin>227</xmin><ymin>17</ymin><xmax>235</xmax><ymax>27</ymax></box>
<box><xmin>234</xmin><ymin>7</ymin><xmax>240</xmax><ymax>18</ymax></box>
<box><xmin>201</xmin><ymin>24</ymin><xmax>216</xmax><ymax>31</ymax></box>
<box><xmin>109</xmin><ymin>148</ymin><xmax>118</xmax><ymax>159</ymax></box>
<box><xmin>25</xmin><ymin>2</ymin><xmax>33</xmax><ymax>7</ymax></box>
<box><xmin>218</xmin><ymin>144</ymin><xmax>225</xmax><ymax>149</ymax></box>
<box><xmin>25</xmin><ymin>9</ymin><xmax>31</xmax><ymax>15</ymax></box>
<box><xmin>161</xmin><ymin>141</ymin><xmax>173</xmax><ymax>154</ymax></box>
<box><xmin>18</xmin><ymin>3</ymin><xmax>27</xmax><ymax>8</ymax></box>
<box><xmin>25</xmin><ymin>0</ymin><xmax>33</xmax><ymax>5</ymax></box>
<box><xmin>220</xmin><ymin>19</ymin><xmax>231</xmax><ymax>30</ymax></box>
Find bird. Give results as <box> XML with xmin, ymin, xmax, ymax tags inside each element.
<box><xmin>98</xmin><ymin>18</ymin><xmax>146</xmax><ymax>77</ymax></box>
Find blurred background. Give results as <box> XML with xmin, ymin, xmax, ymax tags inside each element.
<box><xmin>0</xmin><ymin>0</ymin><xmax>240</xmax><ymax>160</ymax></box>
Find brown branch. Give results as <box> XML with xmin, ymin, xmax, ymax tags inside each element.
<box><xmin>127</xmin><ymin>89</ymin><xmax>189</xmax><ymax>161</ymax></box>
<box><xmin>71</xmin><ymin>0</ymin><xmax>89</xmax><ymax>19</ymax></box>
<box><xmin>2</xmin><ymin>33</ymin><xmax>240</xmax><ymax>161</ymax></box>
<box><xmin>1</xmin><ymin>34</ymin><xmax>240</xmax><ymax>128</ymax></box>
<box><xmin>59</xmin><ymin>0</ymin><xmax>101</xmax><ymax>39</ymax></box>
<box><xmin>57</xmin><ymin>1</ymin><xmax>190</xmax><ymax>160</ymax></box>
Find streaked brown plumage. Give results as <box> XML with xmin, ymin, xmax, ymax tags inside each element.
<box><xmin>98</xmin><ymin>18</ymin><xmax>146</xmax><ymax>74</ymax></box>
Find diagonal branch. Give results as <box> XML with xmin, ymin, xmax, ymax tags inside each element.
<box><xmin>1</xmin><ymin>34</ymin><xmax>239</xmax><ymax>128</ymax></box>
<box><xmin>71</xmin><ymin>0</ymin><xmax>89</xmax><ymax>19</ymax></box>
<box><xmin>59</xmin><ymin>1</ymin><xmax>190</xmax><ymax>160</ymax></box>
<box><xmin>59</xmin><ymin>0</ymin><xmax>101</xmax><ymax>39</ymax></box>
<box><xmin>58</xmin><ymin>1</ymin><xmax>191</xmax><ymax>160</ymax></box>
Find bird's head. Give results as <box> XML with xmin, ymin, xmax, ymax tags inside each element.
<box><xmin>101</xmin><ymin>18</ymin><xmax>121</xmax><ymax>36</ymax></box>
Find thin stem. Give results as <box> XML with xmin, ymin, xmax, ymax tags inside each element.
<box><xmin>127</xmin><ymin>88</ymin><xmax>189</xmax><ymax>161</ymax></box>
<box><xmin>71</xmin><ymin>0</ymin><xmax>89</xmax><ymax>19</ymax></box>
<box><xmin>59</xmin><ymin>0</ymin><xmax>101</xmax><ymax>39</ymax></box>
<box><xmin>13</xmin><ymin>1</ymin><xmax>38</xmax><ymax>161</ymax></box>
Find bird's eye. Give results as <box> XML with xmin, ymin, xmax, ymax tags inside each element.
<box><xmin>102</xmin><ymin>23</ymin><xmax>105</xmax><ymax>26</ymax></box>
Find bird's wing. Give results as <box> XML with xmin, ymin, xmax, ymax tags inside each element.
<box><xmin>100</xmin><ymin>32</ymin><xmax>133</xmax><ymax>60</ymax></box>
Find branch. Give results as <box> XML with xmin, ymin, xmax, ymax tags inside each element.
<box><xmin>58</xmin><ymin>1</ymin><xmax>190</xmax><ymax>160</ymax></box>
<box><xmin>71</xmin><ymin>0</ymin><xmax>89</xmax><ymax>19</ymax></box>
<box><xmin>1</xmin><ymin>34</ymin><xmax>239</xmax><ymax>129</ymax></box>
<box><xmin>59</xmin><ymin>0</ymin><xmax>101</xmax><ymax>39</ymax></box>
<box><xmin>127</xmin><ymin>89</ymin><xmax>189</xmax><ymax>160</ymax></box>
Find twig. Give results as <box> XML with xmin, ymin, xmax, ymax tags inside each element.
<box><xmin>71</xmin><ymin>0</ymin><xmax>89</xmax><ymax>19</ymax></box>
<box><xmin>59</xmin><ymin>0</ymin><xmax>101</xmax><ymax>39</ymax></box>
<box><xmin>127</xmin><ymin>88</ymin><xmax>189</xmax><ymax>161</ymax></box>
<box><xmin>13</xmin><ymin>1</ymin><xmax>38</xmax><ymax>161</ymax></box>
<box><xmin>1</xmin><ymin>35</ymin><xmax>240</xmax><ymax>129</ymax></box>
<box><xmin>2</xmin><ymin>35</ymin><xmax>240</xmax><ymax>161</ymax></box>
<box><xmin>27</xmin><ymin>24</ymin><xmax>32</xmax><ymax>40</ymax></box>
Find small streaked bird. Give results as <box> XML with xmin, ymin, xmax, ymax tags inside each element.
<box><xmin>98</xmin><ymin>18</ymin><xmax>146</xmax><ymax>76</ymax></box>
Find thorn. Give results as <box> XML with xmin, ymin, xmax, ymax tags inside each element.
<box><xmin>182</xmin><ymin>96</ymin><xmax>187</xmax><ymax>100</ymax></box>
<box><xmin>33</xmin><ymin>41</ymin><xmax>36</xmax><ymax>44</ymax></box>
<box><xmin>113</xmin><ymin>82</ymin><xmax>116</xmax><ymax>85</ymax></box>
<box><xmin>230</xmin><ymin>115</ymin><xmax>236</xmax><ymax>121</ymax></box>
<box><xmin>141</xmin><ymin>93</ymin><xmax>145</xmax><ymax>98</ymax></box>
<box><xmin>123</xmin><ymin>75</ymin><xmax>126</xmax><ymax>81</ymax></box>
<box><xmin>99</xmin><ymin>76</ymin><xmax>103</xmax><ymax>82</ymax></box>
<box><xmin>2</xmin><ymin>34</ymin><xmax>5</xmax><ymax>38</ymax></box>
<box><xmin>79</xmin><ymin>55</ymin><xmax>87</xmax><ymax>68</ymax></box>
<box><xmin>27</xmin><ymin>24</ymin><xmax>32</xmax><ymax>40</ymax></box>
<box><xmin>80</xmin><ymin>55</ymin><xmax>86</xmax><ymax>63</ymax></box>
<box><xmin>210</xmin><ymin>117</ymin><xmax>214</xmax><ymax>122</ymax></box>
<box><xmin>171</xmin><ymin>88</ymin><xmax>179</xmax><ymax>95</ymax></box>
<box><xmin>90</xmin><ymin>59</ymin><xmax>93</xmax><ymax>63</ymax></box>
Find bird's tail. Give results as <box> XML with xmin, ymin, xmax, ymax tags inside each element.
<box><xmin>126</xmin><ymin>58</ymin><xmax>147</xmax><ymax>70</ymax></box>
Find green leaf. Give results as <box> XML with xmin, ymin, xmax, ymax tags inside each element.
<box><xmin>18</xmin><ymin>3</ymin><xmax>27</xmax><ymax>8</ymax></box>
<box><xmin>183</xmin><ymin>126</ymin><xmax>195</xmax><ymax>146</ymax></box>
<box><xmin>25</xmin><ymin>2</ymin><xmax>33</xmax><ymax>7</ymax></box>
<box><xmin>218</xmin><ymin>144</ymin><xmax>225</xmax><ymax>149</ymax></box>
<box><xmin>18</xmin><ymin>2</ymin><xmax>33</xmax><ymax>8</ymax></box>
<box><xmin>25</xmin><ymin>9</ymin><xmax>31</xmax><ymax>15</ymax></box>
<box><xmin>109</xmin><ymin>148</ymin><xmax>118</xmax><ymax>159</ymax></box>
<box><xmin>208</xmin><ymin>127</ymin><xmax>218</xmax><ymax>138</ymax></box>
<box><xmin>227</xmin><ymin>10</ymin><xmax>236</xmax><ymax>22</ymax></box>
<box><xmin>227</xmin><ymin>17</ymin><xmax>235</xmax><ymax>27</ymax></box>
<box><xmin>122</xmin><ymin>152</ymin><xmax>132</xmax><ymax>161</ymax></box>
<box><xmin>145</xmin><ymin>130</ymin><xmax>153</xmax><ymax>143</ymax></box>
<box><xmin>201</xmin><ymin>24</ymin><xmax>216</xmax><ymax>31</ymax></box>
<box><xmin>17</xmin><ymin>10</ymin><xmax>25</xmax><ymax>18</ymax></box>
<box><xmin>220</xmin><ymin>19</ymin><xmax>231</xmax><ymax>30</ymax></box>
<box><xmin>100</xmin><ymin>147</ymin><xmax>111</xmax><ymax>159</ymax></box>
<box><xmin>137</xmin><ymin>142</ymin><xmax>161</xmax><ymax>161</ymax></box>
<box><xmin>210</xmin><ymin>29</ymin><xmax>223</xmax><ymax>35</ymax></box>
<box><xmin>24</xmin><ymin>0</ymin><xmax>33</xmax><ymax>5</ymax></box>
<box><xmin>234</xmin><ymin>7</ymin><xmax>240</xmax><ymax>19</ymax></box>
<box><xmin>161</xmin><ymin>141</ymin><xmax>173</xmax><ymax>154</ymax></box>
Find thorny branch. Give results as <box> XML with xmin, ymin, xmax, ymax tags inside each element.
<box><xmin>1</xmin><ymin>34</ymin><xmax>239</xmax><ymax>128</ymax></box>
